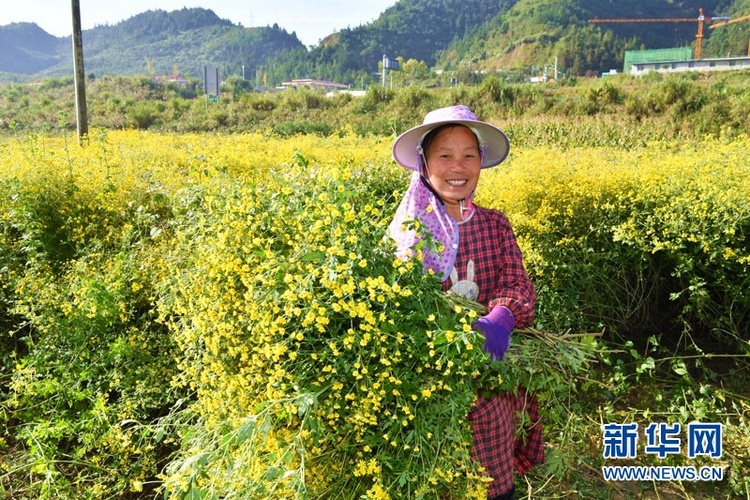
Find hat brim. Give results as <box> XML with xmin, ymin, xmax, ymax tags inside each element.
<box><xmin>392</xmin><ymin>119</ymin><xmax>510</xmax><ymax>171</ymax></box>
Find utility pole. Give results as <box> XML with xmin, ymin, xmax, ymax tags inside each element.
<box><xmin>382</xmin><ymin>54</ymin><xmax>387</xmax><ymax>87</ymax></box>
<box><xmin>554</xmin><ymin>56</ymin><xmax>558</xmax><ymax>81</ymax></box>
<box><xmin>71</xmin><ymin>0</ymin><xmax>88</xmax><ymax>144</ymax></box>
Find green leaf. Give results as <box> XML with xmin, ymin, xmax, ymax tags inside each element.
<box><xmin>185</xmin><ymin>483</ymin><xmax>203</xmax><ymax>500</ymax></box>
<box><xmin>236</xmin><ymin>418</ymin><xmax>256</xmax><ymax>445</ymax></box>
<box><xmin>297</xmin><ymin>393</ymin><xmax>316</xmax><ymax>417</ymax></box>
<box><xmin>302</xmin><ymin>251</ymin><xmax>324</xmax><ymax>262</ymax></box>
<box><xmin>637</xmin><ymin>357</ymin><xmax>655</xmax><ymax>374</ymax></box>
<box><xmin>672</xmin><ymin>360</ymin><xmax>688</xmax><ymax>376</ymax></box>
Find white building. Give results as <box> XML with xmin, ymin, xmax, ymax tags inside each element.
<box><xmin>279</xmin><ymin>79</ymin><xmax>350</xmax><ymax>92</ymax></box>
<box><xmin>630</xmin><ymin>56</ymin><xmax>750</xmax><ymax>76</ymax></box>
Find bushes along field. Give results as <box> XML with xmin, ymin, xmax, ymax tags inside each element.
<box><xmin>0</xmin><ymin>126</ymin><xmax>748</xmax><ymax>498</ymax></box>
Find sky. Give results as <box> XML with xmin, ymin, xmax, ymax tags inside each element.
<box><xmin>0</xmin><ymin>0</ymin><xmax>396</xmax><ymax>47</ymax></box>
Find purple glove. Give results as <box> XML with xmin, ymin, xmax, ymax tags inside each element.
<box><xmin>472</xmin><ymin>305</ymin><xmax>515</xmax><ymax>361</ymax></box>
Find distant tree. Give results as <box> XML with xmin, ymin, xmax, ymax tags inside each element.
<box><xmin>145</xmin><ymin>58</ymin><xmax>155</xmax><ymax>76</ymax></box>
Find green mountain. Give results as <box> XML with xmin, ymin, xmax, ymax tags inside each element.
<box><xmin>73</xmin><ymin>8</ymin><xmax>305</xmax><ymax>80</ymax></box>
<box><xmin>436</xmin><ymin>0</ymin><xmax>749</xmax><ymax>74</ymax></box>
<box><xmin>1</xmin><ymin>1</ymin><xmax>749</xmax><ymax>84</ymax></box>
<box><xmin>0</xmin><ymin>8</ymin><xmax>305</xmax><ymax>81</ymax></box>
<box><xmin>0</xmin><ymin>22</ymin><xmax>66</xmax><ymax>74</ymax></box>
<box><xmin>259</xmin><ymin>0</ymin><xmax>513</xmax><ymax>84</ymax></box>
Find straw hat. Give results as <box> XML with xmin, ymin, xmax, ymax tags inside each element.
<box><xmin>392</xmin><ymin>105</ymin><xmax>510</xmax><ymax>170</ymax></box>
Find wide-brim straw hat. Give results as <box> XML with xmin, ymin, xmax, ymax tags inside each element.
<box><xmin>392</xmin><ymin>105</ymin><xmax>510</xmax><ymax>170</ymax></box>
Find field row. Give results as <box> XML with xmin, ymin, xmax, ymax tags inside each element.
<box><xmin>1</xmin><ymin>130</ymin><xmax>748</xmax><ymax>498</ymax></box>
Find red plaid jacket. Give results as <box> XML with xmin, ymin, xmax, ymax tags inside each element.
<box><xmin>443</xmin><ymin>205</ymin><xmax>545</xmax><ymax>497</ymax></box>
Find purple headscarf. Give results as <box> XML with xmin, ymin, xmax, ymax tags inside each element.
<box><xmin>388</xmin><ymin>105</ymin><xmax>508</xmax><ymax>281</ymax></box>
<box><xmin>389</xmin><ymin>171</ymin><xmax>476</xmax><ymax>281</ymax></box>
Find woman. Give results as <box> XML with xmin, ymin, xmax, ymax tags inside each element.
<box><xmin>389</xmin><ymin>105</ymin><xmax>544</xmax><ymax>500</ymax></box>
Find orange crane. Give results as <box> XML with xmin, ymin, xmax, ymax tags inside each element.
<box><xmin>708</xmin><ymin>14</ymin><xmax>750</xmax><ymax>56</ymax></box>
<box><xmin>589</xmin><ymin>8</ymin><xmax>730</xmax><ymax>59</ymax></box>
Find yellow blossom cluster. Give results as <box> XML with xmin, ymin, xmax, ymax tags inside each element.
<box><xmin>3</xmin><ymin>127</ymin><xmax>748</xmax><ymax>498</ymax></box>
<box><xmin>157</xmin><ymin>154</ymin><xmax>489</xmax><ymax>497</ymax></box>
<box><xmin>476</xmin><ymin>133</ymin><xmax>750</xmax><ymax>335</ymax></box>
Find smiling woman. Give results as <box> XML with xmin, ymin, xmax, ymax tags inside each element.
<box><xmin>388</xmin><ymin>105</ymin><xmax>542</xmax><ymax>500</ymax></box>
<box><xmin>420</xmin><ymin>125</ymin><xmax>482</xmax><ymax>220</ymax></box>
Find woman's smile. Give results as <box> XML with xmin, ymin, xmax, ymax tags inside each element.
<box><xmin>422</xmin><ymin>125</ymin><xmax>481</xmax><ymax>220</ymax></box>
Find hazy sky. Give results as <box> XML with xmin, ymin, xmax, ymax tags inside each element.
<box><xmin>0</xmin><ymin>0</ymin><xmax>396</xmax><ymax>47</ymax></box>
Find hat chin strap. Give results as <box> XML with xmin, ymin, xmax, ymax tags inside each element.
<box><xmin>457</xmin><ymin>197</ymin><xmax>475</xmax><ymax>224</ymax></box>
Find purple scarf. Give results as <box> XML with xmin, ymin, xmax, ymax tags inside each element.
<box><xmin>389</xmin><ymin>171</ymin><xmax>475</xmax><ymax>281</ymax></box>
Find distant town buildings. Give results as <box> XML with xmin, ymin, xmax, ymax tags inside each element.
<box><xmin>629</xmin><ymin>55</ymin><xmax>750</xmax><ymax>76</ymax></box>
<box><xmin>279</xmin><ymin>78</ymin><xmax>350</xmax><ymax>92</ymax></box>
<box><xmin>154</xmin><ymin>75</ymin><xmax>189</xmax><ymax>85</ymax></box>
<box><xmin>624</xmin><ymin>48</ymin><xmax>750</xmax><ymax>76</ymax></box>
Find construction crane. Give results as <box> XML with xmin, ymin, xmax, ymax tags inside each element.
<box><xmin>589</xmin><ymin>8</ymin><xmax>730</xmax><ymax>59</ymax></box>
<box><xmin>708</xmin><ymin>14</ymin><xmax>750</xmax><ymax>56</ymax></box>
<box><xmin>709</xmin><ymin>14</ymin><xmax>750</xmax><ymax>29</ymax></box>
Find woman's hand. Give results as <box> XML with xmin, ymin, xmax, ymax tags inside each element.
<box><xmin>472</xmin><ymin>305</ymin><xmax>515</xmax><ymax>361</ymax></box>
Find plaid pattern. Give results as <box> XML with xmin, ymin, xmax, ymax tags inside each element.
<box><xmin>470</xmin><ymin>389</ymin><xmax>544</xmax><ymax>496</ymax></box>
<box><xmin>443</xmin><ymin>206</ymin><xmax>544</xmax><ymax>497</ymax></box>
<box><xmin>443</xmin><ymin>206</ymin><xmax>535</xmax><ymax>327</ymax></box>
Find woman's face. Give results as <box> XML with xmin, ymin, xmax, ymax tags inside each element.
<box><xmin>423</xmin><ymin>125</ymin><xmax>481</xmax><ymax>210</ymax></box>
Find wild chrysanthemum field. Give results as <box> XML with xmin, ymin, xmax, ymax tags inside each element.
<box><xmin>1</xmin><ymin>129</ymin><xmax>748</xmax><ymax>499</ymax></box>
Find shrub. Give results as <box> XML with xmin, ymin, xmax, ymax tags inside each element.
<box><xmin>394</xmin><ymin>85</ymin><xmax>435</xmax><ymax>111</ymax></box>
<box><xmin>156</xmin><ymin>163</ymin><xmax>493</xmax><ymax>498</ymax></box>
<box><xmin>478</xmin><ymin>136</ymin><xmax>750</xmax><ymax>346</ymax></box>
<box><xmin>1</xmin><ymin>129</ymin><xmax>747</xmax><ymax>498</ymax></box>
<box><xmin>129</xmin><ymin>102</ymin><xmax>160</xmax><ymax>129</ymax></box>
<box><xmin>6</xmin><ymin>251</ymin><xmax>180</xmax><ymax>498</ymax></box>
<box><xmin>356</xmin><ymin>85</ymin><xmax>393</xmax><ymax>114</ymax></box>
<box><xmin>250</xmin><ymin>97</ymin><xmax>277</xmax><ymax>111</ymax></box>
<box><xmin>273</xmin><ymin>120</ymin><xmax>333</xmax><ymax>137</ymax></box>
<box><xmin>0</xmin><ymin>132</ymin><xmax>184</xmax><ymax>497</ymax></box>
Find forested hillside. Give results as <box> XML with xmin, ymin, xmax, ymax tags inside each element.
<box><xmin>261</xmin><ymin>0</ymin><xmax>512</xmax><ymax>84</ymax></box>
<box><xmin>0</xmin><ymin>22</ymin><xmax>65</xmax><ymax>74</ymax></box>
<box><xmin>1</xmin><ymin>0</ymin><xmax>749</xmax><ymax>84</ymax></box>
<box><xmin>44</xmin><ymin>8</ymin><xmax>303</xmax><ymax>80</ymax></box>
<box><xmin>436</xmin><ymin>0</ymin><xmax>736</xmax><ymax>74</ymax></box>
<box><xmin>0</xmin><ymin>8</ymin><xmax>305</xmax><ymax>81</ymax></box>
